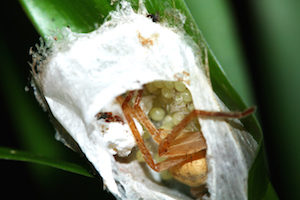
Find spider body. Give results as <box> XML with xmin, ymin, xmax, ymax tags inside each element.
<box><xmin>169</xmin><ymin>154</ymin><xmax>207</xmax><ymax>187</ymax></box>
<box><xmin>116</xmin><ymin>87</ymin><xmax>255</xmax><ymax>194</ymax></box>
<box><xmin>147</xmin><ymin>13</ymin><xmax>160</xmax><ymax>23</ymax></box>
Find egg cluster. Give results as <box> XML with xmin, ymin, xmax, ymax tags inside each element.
<box><xmin>144</xmin><ymin>81</ymin><xmax>200</xmax><ymax>132</ymax></box>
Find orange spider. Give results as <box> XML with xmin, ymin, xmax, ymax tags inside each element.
<box><xmin>116</xmin><ymin>89</ymin><xmax>255</xmax><ymax>195</ymax></box>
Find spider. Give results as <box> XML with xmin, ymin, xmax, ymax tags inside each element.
<box><xmin>147</xmin><ymin>13</ymin><xmax>160</xmax><ymax>23</ymax></box>
<box><xmin>116</xmin><ymin>88</ymin><xmax>255</xmax><ymax>196</ymax></box>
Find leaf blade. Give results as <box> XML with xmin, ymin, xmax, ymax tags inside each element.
<box><xmin>19</xmin><ymin>0</ymin><xmax>114</xmax><ymax>37</ymax></box>
<box><xmin>0</xmin><ymin>146</ymin><xmax>93</xmax><ymax>178</ymax></box>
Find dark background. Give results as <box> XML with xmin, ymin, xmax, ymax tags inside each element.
<box><xmin>231</xmin><ymin>1</ymin><xmax>300</xmax><ymax>200</ymax></box>
<box><xmin>1</xmin><ymin>0</ymin><xmax>300</xmax><ymax>199</ymax></box>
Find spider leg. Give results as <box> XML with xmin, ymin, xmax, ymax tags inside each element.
<box><xmin>158</xmin><ymin>107</ymin><xmax>255</xmax><ymax>156</ymax></box>
<box><xmin>117</xmin><ymin>92</ymin><xmax>207</xmax><ymax>172</ymax></box>
<box><xmin>118</xmin><ymin>90</ymin><xmax>164</xmax><ymax>143</ymax></box>
<box><xmin>117</xmin><ymin>92</ymin><xmax>168</xmax><ymax>172</ymax></box>
<box><xmin>134</xmin><ymin>89</ymin><xmax>143</xmax><ymax>107</ymax></box>
<box><xmin>117</xmin><ymin>94</ymin><xmax>158</xmax><ymax>171</ymax></box>
<box><xmin>161</xmin><ymin>131</ymin><xmax>207</xmax><ymax>157</ymax></box>
<box><xmin>157</xmin><ymin>150</ymin><xmax>206</xmax><ymax>172</ymax></box>
<box><xmin>132</xmin><ymin>90</ymin><xmax>166</xmax><ymax>143</ymax></box>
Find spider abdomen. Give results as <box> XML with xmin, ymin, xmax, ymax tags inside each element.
<box><xmin>169</xmin><ymin>157</ymin><xmax>207</xmax><ymax>187</ymax></box>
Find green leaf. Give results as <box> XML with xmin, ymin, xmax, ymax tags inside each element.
<box><xmin>19</xmin><ymin>0</ymin><xmax>114</xmax><ymax>36</ymax></box>
<box><xmin>0</xmin><ymin>146</ymin><xmax>93</xmax><ymax>178</ymax></box>
<box><xmin>263</xmin><ymin>182</ymin><xmax>279</xmax><ymax>200</ymax></box>
<box><xmin>247</xmin><ymin>1</ymin><xmax>300</xmax><ymax>198</ymax></box>
<box><xmin>185</xmin><ymin>0</ymin><xmax>254</xmax><ymax>106</ymax></box>
<box><xmin>17</xmin><ymin>0</ymin><xmax>277</xmax><ymax>199</ymax></box>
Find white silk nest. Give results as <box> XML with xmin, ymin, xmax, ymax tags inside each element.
<box><xmin>32</xmin><ymin>1</ymin><xmax>258</xmax><ymax>199</ymax></box>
